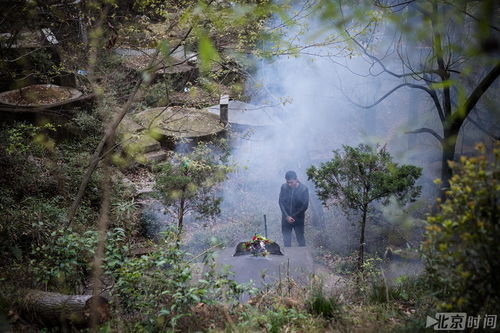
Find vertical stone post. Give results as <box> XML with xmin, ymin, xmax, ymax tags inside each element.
<box><xmin>220</xmin><ymin>94</ymin><xmax>229</xmax><ymax>126</ymax></box>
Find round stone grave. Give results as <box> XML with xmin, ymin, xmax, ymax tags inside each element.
<box><xmin>133</xmin><ymin>106</ymin><xmax>226</xmax><ymax>139</ymax></box>
<box><xmin>0</xmin><ymin>84</ymin><xmax>82</xmax><ymax>107</ymax></box>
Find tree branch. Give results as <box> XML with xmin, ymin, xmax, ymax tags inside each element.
<box><xmin>349</xmin><ymin>36</ymin><xmax>415</xmax><ymax>79</ymax></box>
<box><xmin>467</xmin><ymin>116</ymin><xmax>500</xmax><ymax>141</ymax></box>
<box><xmin>345</xmin><ymin>82</ymin><xmax>446</xmax><ymax>122</ymax></box>
<box><xmin>443</xmin><ymin>0</ymin><xmax>500</xmax><ymax>32</ymax></box>
<box><xmin>449</xmin><ymin>61</ymin><xmax>500</xmax><ymax>132</ymax></box>
<box><xmin>65</xmin><ymin>14</ymin><xmax>198</xmax><ymax>228</ymax></box>
<box><xmin>374</xmin><ymin>0</ymin><xmax>416</xmax><ymax>10</ymax></box>
<box><xmin>405</xmin><ymin>127</ymin><xmax>443</xmax><ymax>143</ymax></box>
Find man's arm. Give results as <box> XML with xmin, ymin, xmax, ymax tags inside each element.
<box><xmin>291</xmin><ymin>186</ymin><xmax>309</xmax><ymax>218</ymax></box>
<box><xmin>279</xmin><ymin>185</ymin><xmax>291</xmax><ymax>217</ymax></box>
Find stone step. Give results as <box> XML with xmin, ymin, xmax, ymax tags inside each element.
<box><xmin>132</xmin><ymin>135</ymin><xmax>161</xmax><ymax>153</ymax></box>
<box><xmin>143</xmin><ymin>150</ymin><xmax>168</xmax><ymax>164</ymax></box>
<box><xmin>136</xmin><ymin>182</ymin><xmax>155</xmax><ymax>195</ymax></box>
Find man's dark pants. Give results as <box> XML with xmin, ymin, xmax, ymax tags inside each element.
<box><xmin>282</xmin><ymin>221</ymin><xmax>306</xmax><ymax>247</ymax></box>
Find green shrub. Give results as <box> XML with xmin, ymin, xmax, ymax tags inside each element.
<box><xmin>0</xmin><ymin>196</ymin><xmax>67</xmax><ymax>253</ymax></box>
<box><xmin>306</xmin><ymin>292</ymin><xmax>342</xmax><ymax>319</ymax></box>
<box><xmin>112</xmin><ymin>228</ymin><xmax>250</xmax><ymax>331</ymax></box>
<box><xmin>422</xmin><ymin>143</ymin><xmax>500</xmax><ymax>313</ymax></box>
<box><xmin>235</xmin><ymin>304</ymin><xmax>324</xmax><ymax>333</ymax></box>
<box><xmin>30</xmin><ymin>228</ymin><xmax>128</xmax><ymax>292</ymax></box>
<box><xmin>307</xmin><ymin>144</ymin><xmax>421</xmax><ymax>269</ymax></box>
<box><xmin>369</xmin><ymin>274</ymin><xmax>428</xmax><ymax>304</ymax></box>
<box><xmin>154</xmin><ymin>141</ymin><xmax>232</xmax><ymax>232</ymax></box>
<box><xmin>4</xmin><ymin>121</ymin><xmax>57</xmax><ymax>156</ymax></box>
<box><xmin>142</xmin><ymin>81</ymin><xmax>171</xmax><ymax>107</ymax></box>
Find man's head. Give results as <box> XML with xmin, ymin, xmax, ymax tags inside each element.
<box><xmin>285</xmin><ymin>170</ymin><xmax>299</xmax><ymax>187</ymax></box>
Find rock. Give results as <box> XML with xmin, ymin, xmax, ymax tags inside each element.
<box><xmin>142</xmin><ymin>150</ymin><xmax>168</xmax><ymax>164</ymax></box>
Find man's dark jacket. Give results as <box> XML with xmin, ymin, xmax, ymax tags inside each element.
<box><xmin>279</xmin><ymin>182</ymin><xmax>309</xmax><ymax>224</ymax></box>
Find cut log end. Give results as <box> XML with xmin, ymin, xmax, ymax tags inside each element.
<box><xmin>17</xmin><ymin>289</ymin><xmax>110</xmax><ymax>329</ymax></box>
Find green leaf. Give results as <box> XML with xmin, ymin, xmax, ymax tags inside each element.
<box><xmin>158</xmin><ymin>39</ymin><xmax>170</xmax><ymax>60</ymax></box>
<box><xmin>430</xmin><ymin>79</ymin><xmax>455</xmax><ymax>90</ymax></box>
<box><xmin>197</xmin><ymin>30</ymin><xmax>220</xmax><ymax>72</ymax></box>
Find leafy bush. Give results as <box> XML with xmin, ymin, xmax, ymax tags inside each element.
<box><xmin>112</xmin><ymin>228</ymin><xmax>249</xmax><ymax>331</ymax></box>
<box><xmin>0</xmin><ymin>122</ymin><xmax>60</xmax><ymax>199</ymax></box>
<box><xmin>423</xmin><ymin>143</ymin><xmax>500</xmax><ymax>313</ymax></box>
<box><xmin>69</xmin><ymin>111</ymin><xmax>103</xmax><ymax>141</ymax></box>
<box><xmin>306</xmin><ymin>280</ymin><xmax>342</xmax><ymax>319</ymax></box>
<box><xmin>235</xmin><ymin>302</ymin><xmax>325</xmax><ymax>333</ymax></box>
<box><xmin>0</xmin><ymin>196</ymin><xmax>67</xmax><ymax>253</ymax></box>
<box><xmin>154</xmin><ymin>141</ymin><xmax>232</xmax><ymax>232</ymax></box>
<box><xmin>4</xmin><ymin>121</ymin><xmax>57</xmax><ymax>156</ymax></box>
<box><xmin>307</xmin><ymin>144</ymin><xmax>421</xmax><ymax>269</ymax></box>
<box><xmin>30</xmin><ymin>228</ymin><xmax>128</xmax><ymax>292</ymax></box>
<box><xmin>142</xmin><ymin>81</ymin><xmax>171</xmax><ymax>107</ymax></box>
<box><xmin>369</xmin><ymin>274</ymin><xmax>428</xmax><ymax>305</ymax></box>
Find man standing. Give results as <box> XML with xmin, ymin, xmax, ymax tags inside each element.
<box><xmin>279</xmin><ymin>170</ymin><xmax>309</xmax><ymax>247</ymax></box>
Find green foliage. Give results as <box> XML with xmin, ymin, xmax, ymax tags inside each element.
<box><xmin>30</xmin><ymin>228</ymin><xmax>128</xmax><ymax>292</ymax></box>
<box><xmin>112</xmin><ymin>198</ymin><xmax>139</xmax><ymax>221</ymax></box>
<box><xmin>0</xmin><ymin>195</ymin><xmax>86</xmax><ymax>256</ymax></box>
<box><xmin>307</xmin><ymin>144</ymin><xmax>422</xmax><ymax>211</ymax></box>
<box><xmin>197</xmin><ymin>29</ymin><xmax>221</xmax><ymax>73</ymax></box>
<box><xmin>261</xmin><ymin>308</ymin><xmax>309</xmax><ymax>333</ymax></box>
<box><xmin>0</xmin><ymin>120</ymin><xmax>105</xmax><ymax>255</ymax></box>
<box><xmin>369</xmin><ymin>274</ymin><xmax>427</xmax><ymax>305</ymax></box>
<box><xmin>422</xmin><ymin>143</ymin><xmax>500</xmax><ymax>313</ymax></box>
<box><xmin>154</xmin><ymin>141</ymin><xmax>232</xmax><ymax>229</ymax></box>
<box><xmin>141</xmin><ymin>80</ymin><xmax>171</xmax><ymax>107</ymax></box>
<box><xmin>307</xmin><ymin>144</ymin><xmax>422</xmax><ymax>267</ymax></box>
<box><xmin>306</xmin><ymin>279</ymin><xmax>342</xmax><ymax>319</ymax></box>
<box><xmin>70</xmin><ymin>111</ymin><xmax>103</xmax><ymax>140</ymax></box>
<box><xmin>356</xmin><ymin>257</ymin><xmax>384</xmax><ymax>297</ymax></box>
<box><xmin>112</xmin><ymin>228</ymin><xmax>249</xmax><ymax>331</ymax></box>
<box><xmin>4</xmin><ymin>121</ymin><xmax>57</xmax><ymax>156</ymax></box>
<box><xmin>236</xmin><ymin>305</ymin><xmax>320</xmax><ymax>333</ymax></box>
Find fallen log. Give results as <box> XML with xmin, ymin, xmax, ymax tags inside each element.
<box><xmin>16</xmin><ymin>289</ymin><xmax>110</xmax><ymax>329</ymax></box>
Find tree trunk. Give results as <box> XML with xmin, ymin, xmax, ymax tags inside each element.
<box><xmin>358</xmin><ymin>206</ymin><xmax>367</xmax><ymax>270</ymax></box>
<box><xmin>65</xmin><ymin>26</ymin><xmax>196</xmax><ymax>229</ymax></box>
<box><xmin>440</xmin><ymin>128</ymin><xmax>457</xmax><ymax>196</ymax></box>
<box><xmin>407</xmin><ymin>90</ymin><xmax>419</xmax><ymax>152</ymax></box>
<box><xmin>15</xmin><ymin>289</ymin><xmax>109</xmax><ymax>329</ymax></box>
<box><xmin>178</xmin><ymin>194</ymin><xmax>185</xmax><ymax>233</ymax></box>
<box><xmin>79</xmin><ymin>1</ymin><xmax>88</xmax><ymax>48</ymax></box>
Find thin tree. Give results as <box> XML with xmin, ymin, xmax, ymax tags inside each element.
<box><xmin>322</xmin><ymin>0</ymin><xmax>500</xmax><ymax>194</ymax></box>
<box><xmin>307</xmin><ymin>144</ymin><xmax>421</xmax><ymax>269</ymax></box>
<box><xmin>154</xmin><ymin>142</ymin><xmax>231</xmax><ymax>235</ymax></box>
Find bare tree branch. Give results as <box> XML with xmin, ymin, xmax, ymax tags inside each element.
<box><xmin>374</xmin><ymin>0</ymin><xmax>416</xmax><ymax>10</ymax></box>
<box><xmin>65</xmin><ymin>21</ymin><xmax>197</xmax><ymax>228</ymax></box>
<box><xmin>442</xmin><ymin>0</ymin><xmax>500</xmax><ymax>32</ymax></box>
<box><xmin>448</xmin><ymin>61</ymin><xmax>500</xmax><ymax>132</ymax></box>
<box><xmin>344</xmin><ymin>82</ymin><xmax>446</xmax><ymax>123</ymax></box>
<box><xmin>430</xmin><ymin>2</ymin><xmax>452</xmax><ymax>119</ymax></box>
<box><xmin>467</xmin><ymin>116</ymin><xmax>500</xmax><ymax>141</ymax></box>
<box><xmin>350</xmin><ymin>37</ymin><xmax>412</xmax><ymax>79</ymax></box>
<box><xmin>405</xmin><ymin>127</ymin><xmax>443</xmax><ymax>143</ymax></box>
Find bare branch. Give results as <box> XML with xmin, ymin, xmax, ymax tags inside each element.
<box><xmin>66</xmin><ymin>10</ymin><xmax>199</xmax><ymax>228</ymax></box>
<box><xmin>467</xmin><ymin>116</ymin><xmax>500</xmax><ymax>141</ymax></box>
<box><xmin>449</xmin><ymin>61</ymin><xmax>500</xmax><ymax>132</ymax></box>
<box><xmin>344</xmin><ymin>82</ymin><xmax>446</xmax><ymax>123</ymax></box>
<box><xmin>405</xmin><ymin>127</ymin><xmax>444</xmax><ymax>143</ymax></box>
<box><xmin>374</xmin><ymin>0</ymin><xmax>416</xmax><ymax>10</ymax></box>
<box><xmin>443</xmin><ymin>0</ymin><xmax>500</xmax><ymax>32</ymax></box>
<box><xmin>349</xmin><ymin>35</ymin><xmax>415</xmax><ymax>79</ymax></box>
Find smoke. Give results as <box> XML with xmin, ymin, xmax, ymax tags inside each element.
<box><xmin>215</xmin><ymin>4</ymin><xmax>425</xmax><ymax>250</ymax></box>
<box><xmin>212</xmin><ymin>1</ymin><xmax>498</xmax><ymax>256</ymax></box>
